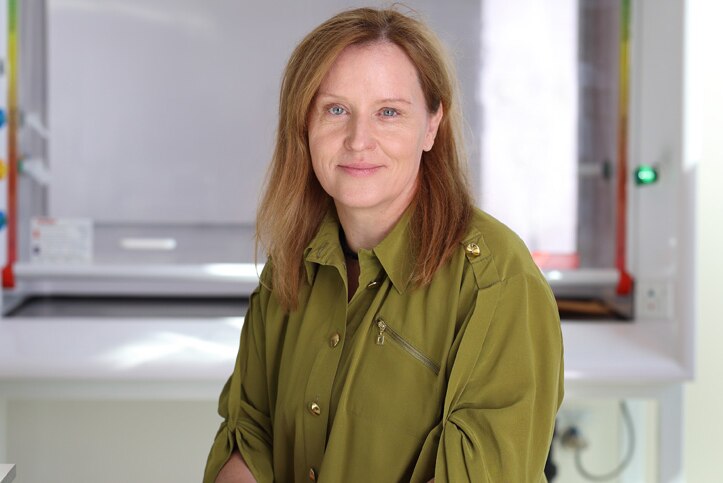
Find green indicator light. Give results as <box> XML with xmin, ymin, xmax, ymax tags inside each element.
<box><xmin>635</xmin><ymin>165</ymin><xmax>658</xmax><ymax>185</ymax></box>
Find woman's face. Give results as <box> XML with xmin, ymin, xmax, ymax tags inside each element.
<box><xmin>307</xmin><ymin>42</ymin><xmax>443</xmax><ymax>220</ymax></box>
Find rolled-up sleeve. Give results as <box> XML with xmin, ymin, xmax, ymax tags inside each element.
<box><xmin>434</xmin><ymin>273</ymin><xmax>564</xmax><ymax>482</ymax></box>
<box><xmin>203</xmin><ymin>285</ymin><xmax>274</xmax><ymax>483</ymax></box>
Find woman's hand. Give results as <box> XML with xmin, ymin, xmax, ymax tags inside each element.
<box><xmin>215</xmin><ymin>451</ymin><xmax>258</xmax><ymax>483</ymax></box>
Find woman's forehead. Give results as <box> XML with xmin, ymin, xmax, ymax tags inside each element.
<box><xmin>317</xmin><ymin>42</ymin><xmax>423</xmax><ymax>100</ymax></box>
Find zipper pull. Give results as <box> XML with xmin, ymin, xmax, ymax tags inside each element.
<box><xmin>376</xmin><ymin>318</ymin><xmax>387</xmax><ymax>345</ymax></box>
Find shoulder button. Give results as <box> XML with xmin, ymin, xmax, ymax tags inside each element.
<box><xmin>465</xmin><ymin>242</ymin><xmax>481</xmax><ymax>257</ymax></box>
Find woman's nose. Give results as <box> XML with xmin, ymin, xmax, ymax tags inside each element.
<box><xmin>344</xmin><ymin>115</ymin><xmax>376</xmax><ymax>151</ymax></box>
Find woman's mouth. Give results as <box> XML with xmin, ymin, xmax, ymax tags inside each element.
<box><xmin>338</xmin><ymin>163</ymin><xmax>382</xmax><ymax>177</ymax></box>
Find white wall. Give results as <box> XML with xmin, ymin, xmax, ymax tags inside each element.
<box><xmin>683</xmin><ymin>1</ymin><xmax>723</xmax><ymax>480</ymax></box>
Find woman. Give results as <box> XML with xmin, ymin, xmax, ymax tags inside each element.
<box><xmin>205</xmin><ymin>7</ymin><xmax>563</xmax><ymax>483</ymax></box>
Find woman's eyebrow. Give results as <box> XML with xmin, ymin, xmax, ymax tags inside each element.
<box><xmin>378</xmin><ymin>97</ymin><xmax>412</xmax><ymax>105</ymax></box>
<box><xmin>315</xmin><ymin>92</ymin><xmax>346</xmax><ymax>102</ymax></box>
<box><xmin>315</xmin><ymin>92</ymin><xmax>412</xmax><ymax>105</ymax></box>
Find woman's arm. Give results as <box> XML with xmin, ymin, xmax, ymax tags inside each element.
<box><xmin>433</xmin><ymin>273</ymin><xmax>564</xmax><ymax>482</ymax></box>
<box><xmin>203</xmin><ymin>282</ymin><xmax>274</xmax><ymax>483</ymax></box>
<box><xmin>216</xmin><ymin>451</ymin><xmax>258</xmax><ymax>483</ymax></box>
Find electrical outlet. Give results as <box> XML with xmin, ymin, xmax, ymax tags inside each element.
<box><xmin>637</xmin><ymin>281</ymin><xmax>672</xmax><ymax>319</ymax></box>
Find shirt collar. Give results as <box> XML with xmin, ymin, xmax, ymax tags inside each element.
<box><xmin>372</xmin><ymin>209</ymin><xmax>414</xmax><ymax>294</ymax></box>
<box><xmin>303</xmin><ymin>208</ymin><xmax>415</xmax><ymax>294</ymax></box>
<box><xmin>304</xmin><ymin>211</ymin><xmax>345</xmax><ymax>284</ymax></box>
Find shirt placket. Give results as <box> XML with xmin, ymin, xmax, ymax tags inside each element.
<box><xmin>300</xmin><ymin>254</ymin><xmax>348</xmax><ymax>481</ymax></box>
<box><xmin>301</xmin><ymin>253</ymin><xmax>385</xmax><ymax>482</ymax></box>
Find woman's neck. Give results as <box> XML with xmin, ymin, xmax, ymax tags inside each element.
<box><xmin>336</xmin><ymin>202</ymin><xmax>409</xmax><ymax>253</ymax></box>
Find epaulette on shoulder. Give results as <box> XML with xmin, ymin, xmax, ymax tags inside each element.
<box><xmin>459</xmin><ymin>227</ymin><xmax>499</xmax><ymax>290</ymax></box>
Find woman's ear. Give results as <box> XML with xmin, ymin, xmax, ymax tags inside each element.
<box><xmin>423</xmin><ymin>102</ymin><xmax>444</xmax><ymax>152</ymax></box>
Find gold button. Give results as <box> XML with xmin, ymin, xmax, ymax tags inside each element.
<box><xmin>309</xmin><ymin>467</ymin><xmax>317</xmax><ymax>481</ymax></box>
<box><xmin>465</xmin><ymin>242</ymin><xmax>481</xmax><ymax>257</ymax></box>
<box><xmin>329</xmin><ymin>332</ymin><xmax>341</xmax><ymax>348</ymax></box>
<box><xmin>366</xmin><ymin>280</ymin><xmax>380</xmax><ymax>289</ymax></box>
<box><xmin>308</xmin><ymin>402</ymin><xmax>321</xmax><ymax>416</ymax></box>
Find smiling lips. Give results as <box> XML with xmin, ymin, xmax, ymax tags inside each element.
<box><xmin>338</xmin><ymin>163</ymin><xmax>382</xmax><ymax>177</ymax></box>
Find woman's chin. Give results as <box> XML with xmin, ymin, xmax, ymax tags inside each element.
<box><xmin>333</xmin><ymin>198</ymin><xmax>384</xmax><ymax>213</ymax></box>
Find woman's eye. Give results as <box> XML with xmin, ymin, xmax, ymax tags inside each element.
<box><xmin>328</xmin><ymin>106</ymin><xmax>346</xmax><ymax>116</ymax></box>
<box><xmin>381</xmin><ymin>108</ymin><xmax>398</xmax><ymax>117</ymax></box>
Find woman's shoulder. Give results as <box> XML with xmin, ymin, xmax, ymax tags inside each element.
<box><xmin>258</xmin><ymin>258</ymin><xmax>274</xmax><ymax>287</ymax></box>
<box><xmin>459</xmin><ymin>207</ymin><xmax>544</xmax><ymax>287</ymax></box>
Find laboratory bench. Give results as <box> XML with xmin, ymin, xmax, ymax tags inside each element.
<box><xmin>0</xmin><ymin>465</ymin><xmax>16</xmax><ymax>483</ymax></box>
<box><xmin>0</xmin><ymin>313</ymin><xmax>690</xmax><ymax>481</ymax></box>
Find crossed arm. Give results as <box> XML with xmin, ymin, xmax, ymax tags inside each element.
<box><xmin>215</xmin><ymin>452</ymin><xmax>257</xmax><ymax>483</ymax></box>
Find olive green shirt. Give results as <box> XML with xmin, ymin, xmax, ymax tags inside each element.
<box><xmin>204</xmin><ymin>208</ymin><xmax>564</xmax><ymax>483</ymax></box>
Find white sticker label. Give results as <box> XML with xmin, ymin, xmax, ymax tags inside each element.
<box><xmin>30</xmin><ymin>217</ymin><xmax>93</xmax><ymax>264</ymax></box>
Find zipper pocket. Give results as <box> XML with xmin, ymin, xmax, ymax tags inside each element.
<box><xmin>375</xmin><ymin>317</ymin><xmax>440</xmax><ymax>375</ymax></box>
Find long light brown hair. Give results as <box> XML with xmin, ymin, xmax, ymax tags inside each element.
<box><xmin>256</xmin><ymin>7</ymin><xmax>473</xmax><ymax>310</ymax></box>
